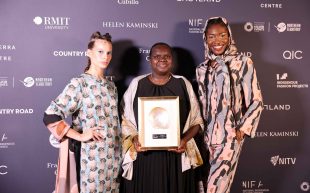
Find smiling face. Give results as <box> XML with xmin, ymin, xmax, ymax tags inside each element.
<box><xmin>205</xmin><ymin>23</ymin><xmax>230</xmax><ymax>56</ymax></box>
<box><xmin>87</xmin><ymin>39</ymin><xmax>112</xmax><ymax>71</ymax></box>
<box><xmin>149</xmin><ymin>44</ymin><xmax>173</xmax><ymax>76</ymax></box>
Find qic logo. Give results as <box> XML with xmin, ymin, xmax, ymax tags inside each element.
<box><xmin>283</xmin><ymin>50</ymin><xmax>303</xmax><ymax>60</ymax></box>
<box><xmin>270</xmin><ymin>155</ymin><xmax>296</xmax><ymax>166</ymax></box>
<box><xmin>0</xmin><ymin>165</ymin><xmax>8</xmax><ymax>175</ymax></box>
<box><xmin>33</xmin><ymin>16</ymin><xmax>70</xmax><ymax>30</ymax></box>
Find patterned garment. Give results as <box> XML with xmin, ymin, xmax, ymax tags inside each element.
<box><xmin>196</xmin><ymin>17</ymin><xmax>263</xmax><ymax>193</ymax></box>
<box><xmin>45</xmin><ymin>73</ymin><xmax>121</xmax><ymax>193</ymax></box>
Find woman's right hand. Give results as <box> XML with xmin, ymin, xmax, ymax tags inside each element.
<box><xmin>132</xmin><ymin>135</ymin><xmax>144</xmax><ymax>152</ymax></box>
<box><xmin>80</xmin><ymin>127</ymin><xmax>104</xmax><ymax>142</ymax></box>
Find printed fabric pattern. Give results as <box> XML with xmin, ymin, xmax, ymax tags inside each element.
<box><xmin>45</xmin><ymin>73</ymin><xmax>121</xmax><ymax>193</ymax></box>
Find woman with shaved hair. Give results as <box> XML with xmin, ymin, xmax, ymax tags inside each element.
<box><xmin>196</xmin><ymin>17</ymin><xmax>263</xmax><ymax>193</ymax></box>
<box><xmin>121</xmin><ymin>42</ymin><xmax>204</xmax><ymax>193</ymax></box>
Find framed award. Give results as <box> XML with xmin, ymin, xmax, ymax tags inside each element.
<box><xmin>138</xmin><ymin>96</ymin><xmax>180</xmax><ymax>150</ymax></box>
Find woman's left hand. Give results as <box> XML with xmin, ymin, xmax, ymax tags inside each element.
<box><xmin>169</xmin><ymin>139</ymin><xmax>186</xmax><ymax>153</ymax></box>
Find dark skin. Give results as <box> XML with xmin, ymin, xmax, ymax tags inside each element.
<box><xmin>133</xmin><ymin>44</ymin><xmax>201</xmax><ymax>153</ymax></box>
<box><xmin>206</xmin><ymin>23</ymin><xmax>245</xmax><ymax>143</ymax></box>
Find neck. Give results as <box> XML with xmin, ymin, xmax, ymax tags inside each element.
<box><xmin>85</xmin><ymin>67</ymin><xmax>105</xmax><ymax>80</ymax></box>
<box><xmin>149</xmin><ymin>73</ymin><xmax>171</xmax><ymax>85</ymax></box>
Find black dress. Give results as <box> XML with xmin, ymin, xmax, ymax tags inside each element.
<box><xmin>121</xmin><ymin>76</ymin><xmax>196</xmax><ymax>193</ymax></box>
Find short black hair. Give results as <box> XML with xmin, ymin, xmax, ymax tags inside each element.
<box><xmin>149</xmin><ymin>42</ymin><xmax>173</xmax><ymax>57</ymax></box>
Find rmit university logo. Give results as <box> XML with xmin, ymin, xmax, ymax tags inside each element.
<box><xmin>33</xmin><ymin>16</ymin><xmax>70</xmax><ymax>30</ymax></box>
<box><xmin>270</xmin><ymin>155</ymin><xmax>296</xmax><ymax>166</ymax></box>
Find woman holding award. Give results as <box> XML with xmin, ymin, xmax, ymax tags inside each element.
<box><xmin>120</xmin><ymin>42</ymin><xmax>204</xmax><ymax>193</ymax></box>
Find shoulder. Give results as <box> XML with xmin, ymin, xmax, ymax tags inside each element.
<box><xmin>172</xmin><ymin>74</ymin><xmax>189</xmax><ymax>84</ymax></box>
<box><xmin>129</xmin><ymin>74</ymin><xmax>149</xmax><ymax>86</ymax></box>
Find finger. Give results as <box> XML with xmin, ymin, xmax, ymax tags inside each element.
<box><xmin>93</xmin><ymin>131</ymin><xmax>103</xmax><ymax>141</ymax></box>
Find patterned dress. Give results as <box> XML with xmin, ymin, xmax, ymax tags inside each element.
<box><xmin>196</xmin><ymin>17</ymin><xmax>263</xmax><ymax>193</ymax></box>
<box><xmin>44</xmin><ymin>73</ymin><xmax>121</xmax><ymax>193</ymax></box>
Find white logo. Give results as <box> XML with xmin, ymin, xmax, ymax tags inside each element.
<box><xmin>244</xmin><ymin>22</ymin><xmax>253</xmax><ymax>32</ymax></box>
<box><xmin>276</xmin><ymin>73</ymin><xmax>288</xmax><ymax>80</ymax></box>
<box><xmin>275</xmin><ymin>22</ymin><xmax>301</xmax><ymax>32</ymax></box>
<box><xmin>240</xmin><ymin>51</ymin><xmax>252</xmax><ymax>57</ymax></box>
<box><xmin>276</xmin><ymin>73</ymin><xmax>309</xmax><ymax>89</ymax></box>
<box><xmin>260</xmin><ymin>3</ymin><xmax>282</xmax><ymax>9</ymax></box>
<box><xmin>242</xmin><ymin>180</ymin><xmax>264</xmax><ymax>189</ymax></box>
<box><xmin>102</xmin><ymin>21</ymin><xmax>158</xmax><ymax>29</ymax></box>
<box><xmin>19</xmin><ymin>76</ymin><xmax>53</xmax><ymax>87</ymax></box>
<box><xmin>188</xmin><ymin>18</ymin><xmax>205</xmax><ymax>33</ymax></box>
<box><xmin>49</xmin><ymin>134</ymin><xmax>60</xmax><ymax>148</ymax></box>
<box><xmin>256</xmin><ymin>131</ymin><xmax>299</xmax><ymax>138</ymax></box>
<box><xmin>139</xmin><ymin>47</ymin><xmax>150</xmax><ymax>61</ymax></box>
<box><xmin>1</xmin><ymin>133</ymin><xmax>8</xmax><ymax>141</ymax></box>
<box><xmin>117</xmin><ymin>0</ymin><xmax>139</xmax><ymax>5</ymax></box>
<box><xmin>0</xmin><ymin>165</ymin><xmax>8</xmax><ymax>175</ymax></box>
<box><xmin>0</xmin><ymin>77</ymin><xmax>9</xmax><ymax>87</ymax></box>
<box><xmin>47</xmin><ymin>162</ymin><xmax>58</xmax><ymax>175</ymax></box>
<box><xmin>20</xmin><ymin>77</ymin><xmax>35</xmax><ymax>87</ymax></box>
<box><xmin>275</xmin><ymin>22</ymin><xmax>286</xmax><ymax>32</ymax></box>
<box><xmin>0</xmin><ymin>44</ymin><xmax>16</xmax><ymax>50</ymax></box>
<box><xmin>33</xmin><ymin>16</ymin><xmax>43</xmax><ymax>25</ymax></box>
<box><xmin>33</xmin><ymin>16</ymin><xmax>70</xmax><ymax>30</ymax></box>
<box><xmin>301</xmin><ymin>182</ymin><xmax>310</xmax><ymax>192</ymax></box>
<box><xmin>244</xmin><ymin>22</ymin><xmax>266</xmax><ymax>32</ymax></box>
<box><xmin>0</xmin><ymin>133</ymin><xmax>16</xmax><ymax>148</ymax></box>
<box><xmin>0</xmin><ymin>55</ymin><xmax>12</xmax><ymax>62</ymax></box>
<box><xmin>264</xmin><ymin>104</ymin><xmax>291</xmax><ymax>111</ymax></box>
<box><xmin>270</xmin><ymin>155</ymin><xmax>296</xmax><ymax>166</ymax></box>
<box><xmin>53</xmin><ymin>51</ymin><xmax>86</xmax><ymax>57</ymax></box>
<box><xmin>283</xmin><ymin>50</ymin><xmax>303</xmax><ymax>60</ymax></box>
<box><xmin>0</xmin><ymin>109</ymin><xmax>33</xmax><ymax>115</ymax></box>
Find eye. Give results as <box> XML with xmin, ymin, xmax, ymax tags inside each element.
<box><xmin>152</xmin><ymin>55</ymin><xmax>161</xmax><ymax>60</ymax></box>
<box><xmin>107</xmin><ymin>51</ymin><xmax>112</xmax><ymax>55</ymax></box>
<box><xmin>207</xmin><ymin>35</ymin><xmax>215</xmax><ymax>39</ymax></box>
<box><xmin>221</xmin><ymin>33</ymin><xmax>227</xmax><ymax>38</ymax></box>
<box><xmin>98</xmin><ymin>50</ymin><xmax>104</xmax><ymax>54</ymax></box>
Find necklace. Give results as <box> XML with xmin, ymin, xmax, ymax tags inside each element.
<box><xmin>149</xmin><ymin>73</ymin><xmax>172</xmax><ymax>85</ymax></box>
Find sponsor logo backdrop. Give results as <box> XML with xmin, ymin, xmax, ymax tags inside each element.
<box><xmin>0</xmin><ymin>0</ymin><xmax>309</xmax><ymax>192</ymax></box>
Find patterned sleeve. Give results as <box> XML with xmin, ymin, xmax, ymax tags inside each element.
<box><xmin>43</xmin><ymin>78</ymin><xmax>82</xmax><ymax>140</ymax></box>
<box><xmin>238</xmin><ymin>58</ymin><xmax>264</xmax><ymax>137</ymax></box>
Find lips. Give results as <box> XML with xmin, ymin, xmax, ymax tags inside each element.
<box><xmin>212</xmin><ymin>45</ymin><xmax>224</xmax><ymax>51</ymax></box>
